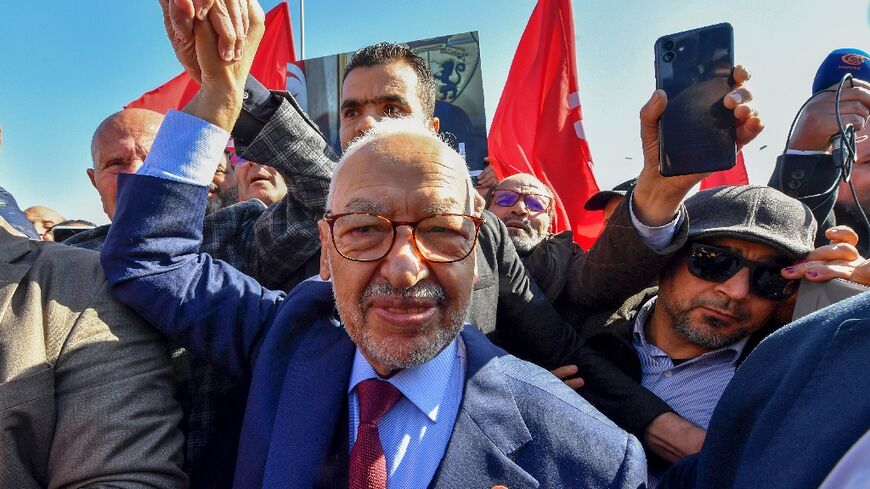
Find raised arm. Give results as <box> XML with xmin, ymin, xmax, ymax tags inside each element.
<box><xmin>566</xmin><ymin>66</ymin><xmax>762</xmax><ymax>311</ymax></box>
<box><xmin>102</xmin><ymin>0</ymin><xmax>280</xmax><ymax>378</ymax></box>
<box><xmin>230</xmin><ymin>78</ymin><xmax>337</xmax><ymax>289</ymax></box>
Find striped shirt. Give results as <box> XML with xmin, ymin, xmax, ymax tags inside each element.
<box><xmin>632</xmin><ymin>297</ymin><xmax>749</xmax><ymax>430</ymax></box>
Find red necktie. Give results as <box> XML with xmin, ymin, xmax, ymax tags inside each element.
<box><xmin>349</xmin><ymin>379</ymin><xmax>402</xmax><ymax>489</ymax></box>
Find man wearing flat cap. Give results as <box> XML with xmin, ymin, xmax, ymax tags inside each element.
<box><xmin>578</xmin><ymin>184</ymin><xmax>865</xmax><ymax>479</ymax></box>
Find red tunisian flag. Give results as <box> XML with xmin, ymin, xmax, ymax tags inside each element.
<box><xmin>487</xmin><ymin>0</ymin><xmax>602</xmax><ymax>250</ymax></box>
<box><xmin>127</xmin><ymin>2</ymin><xmax>296</xmax><ymax>113</ymax></box>
<box><xmin>700</xmin><ymin>151</ymin><xmax>749</xmax><ymax>189</ymax></box>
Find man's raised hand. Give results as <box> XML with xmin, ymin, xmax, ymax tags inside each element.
<box><xmin>161</xmin><ymin>0</ymin><xmax>251</xmax><ymax>84</ymax></box>
<box><xmin>180</xmin><ymin>0</ymin><xmax>264</xmax><ymax>131</ymax></box>
<box><xmin>633</xmin><ymin>65</ymin><xmax>762</xmax><ymax>227</ymax></box>
<box><xmin>788</xmin><ymin>79</ymin><xmax>870</xmax><ymax>151</ymax></box>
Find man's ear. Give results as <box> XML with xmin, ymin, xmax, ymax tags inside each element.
<box><xmin>86</xmin><ymin>168</ymin><xmax>97</xmax><ymax>189</ymax></box>
<box><xmin>318</xmin><ymin>220</ymin><xmax>332</xmax><ymax>280</ymax></box>
<box><xmin>473</xmin><ymin>193</ymin><xmax>486</xmax><ymax>215</ymax></box>
<box><xmin>431</xmin><ymin>116</ymin><xmax>441</xmax><ymax>134</ymax></box>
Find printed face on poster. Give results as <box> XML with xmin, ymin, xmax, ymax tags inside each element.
<box><xmin>286</xmin><ymin>31</ymin><xmax>489</xmax><ymax>171</ymax></box>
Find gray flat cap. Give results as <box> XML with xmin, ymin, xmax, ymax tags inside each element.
<box><xmin>685</xmin><ymin>185</ymin><xmax>817</xmax><ymax>260</ymax></box>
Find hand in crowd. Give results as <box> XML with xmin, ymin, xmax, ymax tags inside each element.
<box><xmin>782</xmin><ymin>225</ymin><xmax>870</xmax><ymax>283</ymax></box>
<box><xmin>788</xmin><ymin>78</ymin><xmax>870</xmax><ymax>151</ymax></box>
<box><xmin>476</xmin><ymin>163</ymin><xmax>499</xmax><ymax>188</ymax></box>
<box><xmin>161</xmin><ymin>0</ymin><xmax>252</xmax><ymax>76</ymax></box>
<box><xmin>633</xmin><ymin>65</ymin><xmax>763</xmax><ymax>226</ymax></box>
<box><xmin>170</xmin><ymin>0</ymin><xmax>265</xmax><ymax>131</ymax></box>
<box><xmin>550</xmin><ymin>364</ymin><xmax>585</xmax><ymax>390</ymax></box>
<box><xmin>645</xmin><ymin>412</ymin><xmax>706</xmax><ymax>464</ymax></box>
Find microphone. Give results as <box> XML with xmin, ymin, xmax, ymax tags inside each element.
<box><xmin>811</xmin><ymin>48</ymin><xmax>869</xmax><ymax>167</ymax></box>
<box><xmin>811</xmin><ymin>48</ymin><xmax>870</xmax><ymax>94</ymax></box>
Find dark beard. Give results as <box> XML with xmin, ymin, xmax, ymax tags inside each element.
<box><xmin>663</xmin><ymin>296</ymin><xmax>753</xmax><ymax>350</ymax></box>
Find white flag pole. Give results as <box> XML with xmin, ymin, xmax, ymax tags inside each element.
<box><xmin>299</xmin><ymin>0</ymin><xmax>305</xmax><ymax>59</ymax></box>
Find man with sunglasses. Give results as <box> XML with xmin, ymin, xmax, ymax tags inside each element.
<box><xmin>578</xmin><ymin>184</ymin><xmax>867</xmax><ymax>477</ymax></box>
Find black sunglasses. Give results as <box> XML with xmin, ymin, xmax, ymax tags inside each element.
<box><xmin>686</xmin><ymin>243</ymin><xmax>797</xmax><ymax>301</ymax></box>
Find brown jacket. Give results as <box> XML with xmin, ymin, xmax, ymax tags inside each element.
<box><xmin>0</xmin><ymin>223</ymin><xmax>186</xmax><ymax>488</ymax></box>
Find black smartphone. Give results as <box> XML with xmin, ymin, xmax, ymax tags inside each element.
<box><xmin>655</xmin><ymin>23</ymin><xmax>736</xmax><ymax>176</ymax></box>
<box><xmin>52</xmin><ymin>225</ymin><xmax>92</xmax><ymax>242</ymax></box>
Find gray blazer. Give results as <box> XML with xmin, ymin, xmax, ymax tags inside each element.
<box><xmin>0</xmin><ymin>223</ymin><xmax>186</xmax><ymax>488</ymax></box>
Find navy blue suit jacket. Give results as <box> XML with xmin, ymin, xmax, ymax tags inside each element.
<box><xmin>658</xmin><ymin>291</ymin><xmax>870</xmax><ymax>489</ymax></box>
<box><xmin>102</xmin><ymin>174</ymin><xmax>646</xmax><ymax>488</ymax></box>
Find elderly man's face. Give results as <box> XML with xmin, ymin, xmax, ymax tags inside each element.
<box><xmin>339</xmin><ymin>61</ymin><xmax>438</xmax><ymax>150</ymax></box>
<box><xmin>88</xmin><ymin>110</ymin><xmax>162</xmax><ymax>220</ymax></box>
<box><xmin>318</xmin><ymin>133</ymin><xmax>476</xmax><ymax>376</ymax></box>
<box><xmin>235</xmin><ymin>160</ymin><xmax>288</xmax><ymax>206</ymax></box>
<box><xmin>488</xmin><ymin>174</ymin><xmax>552</xmax><ymax>254</ymax></box>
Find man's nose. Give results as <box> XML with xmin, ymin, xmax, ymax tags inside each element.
<box><xmin>510</xmin><ymin>198</ymin><xmax>528</xmax><ymax>216</ymax></box>
<box><xmin>242</xmin><ymin>161</ymin><xmax>265</xmax><ymax>176</ymax></box>
<box><xmin>355</xmin><ymin>113</ymin><xmax>379</xmax><ymax>139</ymax></box>
<box><xmin>714</xmin><ymin>267</ymin><xmax>751</xmax><ymax>300</ymax></box>
<box><xmin>378</xmin><ymin>226</ymin><xmax>429</xmax><ymax>289</ymax></box>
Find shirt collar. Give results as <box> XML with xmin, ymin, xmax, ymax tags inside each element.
<box><xmin>632</xmin><ymin>296</ymin><xmax>658</xmax><ymax>349</ymax></box>
<box><xmin>633</xmin><ymin>295</ymin><xmax>751</xmax><ymax>365</ymax></box>
<box><xmin>348</xmin><ymin>336</ymin><xmax>462</xmax><ymax>422</ymax></box>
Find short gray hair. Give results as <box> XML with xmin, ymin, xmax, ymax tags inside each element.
<box><xmin>327</xmin><ymin>117</ymin><xmax>478</xmax><ymax>215</ymax></box>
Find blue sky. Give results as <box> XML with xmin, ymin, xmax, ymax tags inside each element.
<box><xmin>1</xmin><ymin>0</ymin><xmax>868</xmax><ymax>224</ymax></box>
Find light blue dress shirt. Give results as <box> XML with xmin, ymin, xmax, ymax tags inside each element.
<box><xmin>348</xmin><ymin>335</ymin><xmax>466</xmax><ymax>489</ymax></box>
<box><xmin>138</xmin><ymin>110</ymin><xmax>230</xmax><ymax>186</ymax></box>
<box><xmin>632</xmin><ymin>297</ymin><xmax>748</xmax><ymax>430</ymax></box>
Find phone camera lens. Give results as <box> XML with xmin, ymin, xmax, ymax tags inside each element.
<box><xmin>663</xmin><ymin>51</ymin><xmax>675</xmax><ymax>62</ymax></box>
<box><xmin>663</xmin><ymin>39</ymin><xmax>675</xmax><ymax>50</ymax></box>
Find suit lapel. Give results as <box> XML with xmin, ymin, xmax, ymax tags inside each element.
<box><xmin>431</xmin><ymin>327</ymin><xmax>538</xmax><ymax>489</ymax></box>
<box><xmin>259</xmin><ymin>287</ymin><xmax>356</xmax><ymax>488</ymax></box>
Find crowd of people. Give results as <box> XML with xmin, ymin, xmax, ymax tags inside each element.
<box><xmin>1</xmin><ymin>1</ymin><xmax>869</xmax><ymax>488</ymax></box>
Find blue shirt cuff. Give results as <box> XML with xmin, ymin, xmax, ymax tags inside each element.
<box><xmin>138</xmin><ymin>110</ymin><xmax>230</xmax><ymax>187</ymax></box>
<box><xmin>629</xmin><ymin>193</ymin><xmax>684</xmax><ymax>251</ymax></box>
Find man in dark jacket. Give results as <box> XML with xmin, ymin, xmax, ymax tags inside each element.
<box><xmin>579</xmin><ymin>184</ymin><xmax>865</xmax><ymax>477</ymax></box>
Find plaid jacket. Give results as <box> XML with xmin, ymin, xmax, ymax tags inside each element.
<box><xmin>222</xmin><ymin>91</ymin><xmax>337</xmax><ymax>290</ymax></box>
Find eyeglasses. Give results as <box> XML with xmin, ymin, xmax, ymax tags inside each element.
<box><xmin>490</xmin><ymin>189</ymin><xmax>551</xmax><ymax>213</ymax></box>
<box><xmin>686</xmin><ymin>243</ymin><xmax>797</xmax><ymax>301</ymax></box>
<box><xmin>322</xmin><ymin>212</ymin><xmax>485</xmax><ymax>263</ymax></box>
